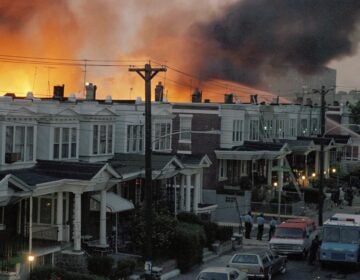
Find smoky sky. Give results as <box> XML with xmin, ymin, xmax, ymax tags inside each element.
<box><xmin>195</xmin><ymin>0</ymin><xmax>360</xmax><ymax>86</ymax></box>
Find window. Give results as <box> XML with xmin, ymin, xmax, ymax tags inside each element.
<box><xmin>219</xmin><ymin>159</ymin><xmax>227</xmax><ymax>180</ymax></box>
<box><xmin>311</xmin><ymin>118</ymin><xmax>318</xmax><ymax>135</ymax></box>
<box><xmin>275</xmin><ymin>119</ymin><xmax>285</xmax><ymax>138</ymax></box>
<box><xmin>301</xmin><ymin>119</ymin><xmax>308</xmax><ymax>135</ymax></box>
<box><xmin>126</xmin><ymin>124</ymin><xmax>144</xmax><ymax>153</ymax></box>
<box><xmin>154</xmin><ymin>122</ymin><xmax>171</xmax><ymax>151</ymax></box>
<box><xmin>5</xmin><ymin>125</ymin><xmax>35</xmax><ymax>162</ymax></box>
<box><xmin>180</xmin><ymin>117</ymin><xmax>192</xmax><ymax>141</ymax></box>
<box><xmin>39</xmin><ymin>198</ymin><xmax>52</xmax><ymax>224</ymax></box>
<box><xmin>264</xmin><ymin>119</ymin><xmax>273</xmax><ymax>137</ymax></box>
<box><xmin>53</xmin><ymin>127</ymin><xmax>77</xmax><ymax>160</ymax></box>
<box><xmin>290</xmin><ymin>119</ymin><xmax>297</xmax><ymax>137</ymax></box>
<box><xmin>232</xmin><ymin>119</ymin><xmax>243</xmax><ymax>142</ymax></box>
<box><xmin>31</xmin><ymin>194</ymin><xmax>67</xmax><ymax>225</ymax></box>
<box><xmin>249</xmin><ymin>120</ymin><xmax>259</xmax><ymax>140</ymax></box>
<box><xmin>92</xmin><ymin>124</ymin><xmax>114</xmax><ymax>155</ymax></box>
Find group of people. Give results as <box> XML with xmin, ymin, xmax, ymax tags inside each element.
<box><xmin>330</xmin><ymin>185</ymin><xmax>355</xmax><ymax>207</ymax></box>
<box><xmin>243</xmin><ymin>211</ymin><xmax>278</xmax><ymax>241</ymax></box>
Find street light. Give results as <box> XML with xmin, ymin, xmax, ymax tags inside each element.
<box><xmin>28</xmin><ymin>255</ymin><xmax>34</xmax><ymax>272</ymax></box>
<box><xmin>301</xmin><ymin>175</ymin><xmax>306</xmax><ymax>187</ymax></box>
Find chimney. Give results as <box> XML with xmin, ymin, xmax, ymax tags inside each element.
<box><xmin>250</xmin><ymin>94</ymin><xmax>258</xmax><ymax>104</ymax></box>
<box><xmin>191</xmin><ymin>88</ymin><xmax>202</xmax><ymax>103</ymax></box>
<box><xmin>85</xmin><ymin>83</ymin><xmax>97</xmax><ymax>101</ymax></box>
<box><xmin>224</xmin><ymin>93</ymin><xmax>234</xmax><ymax>104</ymax></box>
<box><xmin>53</xmin><ymin>84</ymin><xmax>65</xmax><ymax>100</ymax></box>
<box><xmin>155</xmin><ymin>81</ymin><xmax>164</xmax><ymax>102</ymax></box>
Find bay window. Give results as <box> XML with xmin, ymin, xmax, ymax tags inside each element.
<box><xmin>249</xmin><ymin>120</ymin><xmax>259</xmax><ymax>141</ymax></box>
<box><xmin>126</xmin><ymin>124</ymin><xmax>144</xmax><ymax>153</ymax></box>
<box><xmin>232</xmin><ymin>119</ymin><xmax>243</xmax><ymax>142</ymax></box>
<box><xmin>153</xmin><ymin>122</ymin><xmax>171</xmax><ymax>151</ymax></box>
<box><xmin>53</xmin><ymin>127</ymin><xmax>77</xmax><ymax>160</ymax></box>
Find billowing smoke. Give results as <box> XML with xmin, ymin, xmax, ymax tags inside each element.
<box><xmin>194</xmin><ymin>0</ymin><xmax>360</xmax><ymax>87</ymax></box>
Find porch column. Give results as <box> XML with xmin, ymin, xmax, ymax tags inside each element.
<box><xmin>193</xmin><ymin>173</ymin><xmax>201</xmax><ymax>213</ymax></box>
<box><xmin>180</xmin><ymin>175</ymin><xmax>185</xmax><ymax>211</ymax></box>
<box><xmin>324</xmin><ymin>150</ymin><xmax>330</xmax><ymax>178</ymax></box>
<box><xmin>315</xmin><ymin>151</ymin><xmax>320</xmax><ymax>174</ymax></box>
<box><xmin>99</xmin><ymin>190</ymin><xmax>107</xmax><ymax>247</ymax></box>
<box><xmin>185</xmin><ymin>175</ymin><xmax>191</xmax><ymax>212</ymax></box>
<box><xmin>73</xmin><ymin>192</ymin><xmax>82</xmax><ymax>251</ymax></box>
<box><xmin>277</xmin><ymin>158</ymin><xmax>284</xmax><ymax>218</ymax></box>
<box><xmin>57</xmin><ymin>192</ymin><xmax>63</xmax><ymax>241</ymax></box>
<box><xmin>267</xmin><ymin>160</ymin><xmax>273</xmax><ymax>186</ymax></box>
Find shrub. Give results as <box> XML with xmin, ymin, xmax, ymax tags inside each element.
<box><xmin>303</xmin><ymin>188</ymin><xmax>321</xmax><ymax>204</ymax></box>
<box><xmin>129</xmin><ymin>210</ymin><xmax>178</xmax><ymax>258</ymax></box>
<box><xmin>111</xmin><ymin>258</ymin><xmax>137</xmax><ymax>280</ymax></box>
<box><xmin>30</xmin><ymin>266</ymin><xmax>106</xmax><ymax>280</ymax></box>
<box><xmin>203</xmin><ymin>222</ymin><xmax>218</xmax><ymax>247</ymax></box>
<box><xmin>176</xmin><ymin>212</ymin><xmax>203</xmax><ymax>225</ymax></box>
<box><xmin>87</xmin><ymin>256</ymin><xmax>114</xmax><ymax>277</ymax></box>
<box><xmin>216</xmin><ymin>226</ymin><xmax>233</xmax><ymax>242</ymax></box>
<box><xmin>172</xmin><ymin>222</ymin><xmax>205</xmax><ymax>272</ymax></box>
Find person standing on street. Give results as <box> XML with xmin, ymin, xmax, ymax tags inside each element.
<box><xmin>308</xmin><ymin>235</ymin><xmax>321</xmax><ymax>265</ymax></box>
<box><xmin>244</xmin><ymin>211</ymin><xmax>253</xmax><ymax>239</ymax></box>
<box><xmin>268</xmin><ymin>216</ymin><xmax>277</xmax><ymax>241</ymax></box>
<box><xmin>256</xmin><ymin>213</ymin><xmax>265</xmax><ymax>241</ymax></box>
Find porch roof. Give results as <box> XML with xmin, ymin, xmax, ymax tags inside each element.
<box><xmin>176</xmin><ymin>153</ymin><xmax>212</xmax><ymax>168</ymax></box>
<box><xmin>0</xmin><ymin>160</ymin><xmax>106</xmax><ymax>186</ymax></box>
<box><xmin>275</xmin><ymin>139</ymin><xmax>317</xmax><ymax>154</ymax></box>
<box><xmin>91</xmin><ymin>192</ymin><xmax>134</xmax><ymax>213</ymax></box>
<box><xmin>215</xmin><ymin>141</ymin><xmax>290</xmax><ymax>160</ymax></box>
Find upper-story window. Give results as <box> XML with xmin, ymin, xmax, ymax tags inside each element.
<box><xmin>153</xmin><ymin>122</ymin><xmax>171</xmax><ymax>151</ymax></box>
<box><xmin>179</xmin><ymin>116</ymin><xmax>192</xmax><ymax>142</ymax></box>
<box><xmin>264</xmin><ymin>119</ymin><xmax>273</xmax><ymax>138</ymax></box>
<box><xmin>53</xmin><ymin>127</ymin><xmax>77</xmax><ymax>159</ymax></box>
<box><xmin>5</xmin><ymin>125</ymin><xmax>34</xmax><ymax>163</ymax></box>
<box><xmin>300</xmin><ymin>119</ymin><xmax>308</xmax><ymax>136</ymax></box>
<box><xmin>92</xmin><ymin>124</ymin><xmax>113</xmax><ymax>155</ymax></box>
<box><xmin>249</xmin><ymin>120</ymin><xmax>259</xmax><ymax>141</ymax></box>
<box><xmin>311</xmin><ymin>118</ymin><xmax>318</xmax><ymax>135</ymax></box>
<box><xmin>232</xmin><ymin>119</ymin><xmax>243</xmax><ymax>142</ymax></box>
<box><xmin>127</xmin><ymin>124</ymin><xmax>144</xmax><ymax>153</ymax></box>
<box><xmin>275</xmin><ymin>119</ymin><xmax>285</xmax><ymax>139</ymax></box>
<box><xmin>290</xmin><ymin>119</ymin><xmax>297</xmax><ymax>137</ymax></box>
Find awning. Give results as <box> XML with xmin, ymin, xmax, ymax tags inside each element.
<box><xmin>91</xmin><ymin>192</ymin><xmax>134</xmax><ymax>213</ymax></box>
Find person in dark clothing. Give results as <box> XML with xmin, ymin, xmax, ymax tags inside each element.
<box><xmin>308</xmin><ymin>235</ymin><xmax>321</xmax><ymax>265</ymax></box>
<box><xmin>256</xmin><ymin>213</ymin><xmax>265</xmax><ymax>241</ymax></box>
<box><xmin>244</xmin><ymin>211</ymin><xmax>253</xmax><ymax>239</ymax></box>
<box><xmin>347</xmin><ymin>188</ymin><xmax>354</xmax><ymax>206</ymax></box>
<box><xmin>268</xmin><ymin>216</ymin><xmax>277</xmax><ymax>241</ymax></box>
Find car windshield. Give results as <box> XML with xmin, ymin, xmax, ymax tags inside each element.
<box><xmin>323</xmin><ymin>227</ymin><xmax>340</xmax><ymax>242</ymax></box>
<box><xmin>275</xmin><ymin>228</ymin><xmax>303</xmax><ymax>238</ymax></box>
<box><xmin>341</xmin><ymin>228</ymin><xmax>360</xmax><ymax>244</ymax></box>
<box><xmin>232</xmin><ymin>254</ymin><xmax>259</xmax><ymax>264</ymax></box>
<box><xmin>197</xmin><ymin>272</ymin><xmax>228</xmax><ymax>280</ymax></box>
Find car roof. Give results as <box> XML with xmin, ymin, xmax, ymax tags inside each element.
<box><xmin>277</xmin><ymin>222</ymin><xmax>307</xmax><ymax>229</ymax></box>
<box><xmin>285</xmin><ymin>218</ymin><xmax>314</xmax><ymax>224</ymax></box>
<box><xmin>232</xmin><ymin>248</ymin><xmax>269</xmax><ymax>255</ymax></box>
<box><xmin>200</xmin><ymin>267</ymin><xmax>241</xmax><ymax>273</ymax></box>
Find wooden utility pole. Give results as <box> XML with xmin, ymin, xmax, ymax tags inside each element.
<box><xmin>313</xmin><ymin>86</ymin><xmax>330</xmax><ymax>226</ymax></box>
<box><xmin>129</xmin><ymin>64</ymin><xmax>166</xmax><ymax>275</ymax></box>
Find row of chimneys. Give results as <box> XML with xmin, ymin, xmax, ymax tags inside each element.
<box><xmin>53</xmin><ymin>83</ymin><xmax>97</xmax><ymax>101</ymax></box>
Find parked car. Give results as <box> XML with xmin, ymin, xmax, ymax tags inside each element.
<box><xmin>269</xmin><ymin>217</ymin><xmax>318</xmax><ymax>258</ymax></box>
<box><xmin>227</xmin><ymin>249</ymin><xmax>287</xmax><ymax>279</ymax></box>
<box><xmin>196</xmin><ymin>267</ymin><xmax>248</xmax><ymax>280</ymax></box>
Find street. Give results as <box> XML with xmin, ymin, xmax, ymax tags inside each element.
<box><xmin>170</xmin><ymin>199</ymin><xmax>360</xmax><ymax>280</ymax></box>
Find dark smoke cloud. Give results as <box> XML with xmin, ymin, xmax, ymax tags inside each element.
<box><xmin>195</xmin><ymin>0</ymin><xmax>360</xmax><ymax>86</ymax></box>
